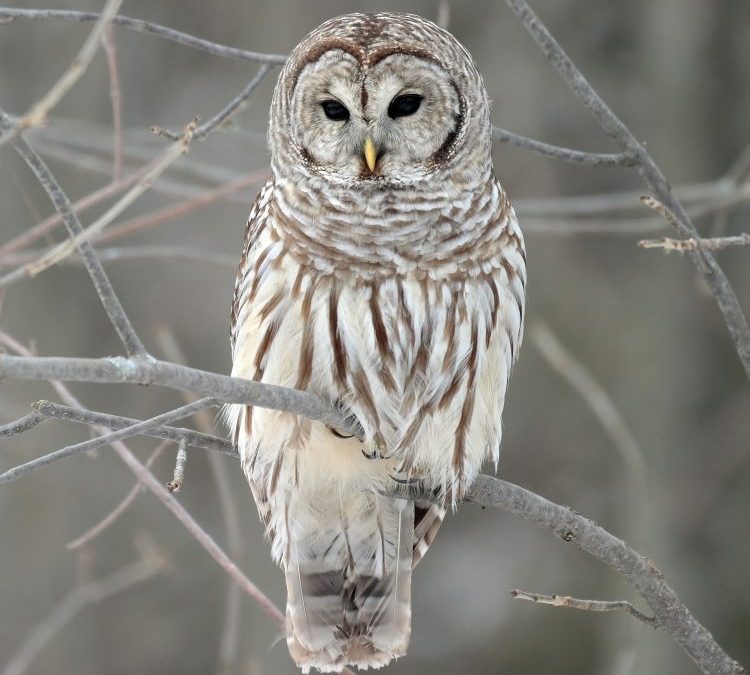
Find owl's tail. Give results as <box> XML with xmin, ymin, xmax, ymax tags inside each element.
<box><xmin>284</xmin><ymin>492</ymin><xmax>413</xmax><ymax>673</ymax></box>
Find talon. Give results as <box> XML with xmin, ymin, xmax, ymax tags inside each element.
<box><xmin>390</xmin><ymin>474</ymin><xmax>421</xmax><ymax>485</ymax></box>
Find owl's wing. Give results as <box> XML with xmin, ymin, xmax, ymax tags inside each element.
<box><xmin>230</xmin><ymin>178</ymin><xmax>275</xmax><ymax>356</ymax></box>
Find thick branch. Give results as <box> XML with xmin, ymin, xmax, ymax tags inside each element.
<box><xmin>0</xmin><ymin>354</ymin><xmax>356</xmax><ymax>434</ymax></box>
<box><xmin>466</xmin><ymin>476</ymin><xmax>744</xmax><ymax>675</ymax></box>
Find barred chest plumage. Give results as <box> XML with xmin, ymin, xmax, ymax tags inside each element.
<box><xmin>230</xmin><ymin>175</ymin><xmax>525</xmax><ymax>503</ymax></box>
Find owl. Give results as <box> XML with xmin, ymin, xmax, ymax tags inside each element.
<box><xmin>228</xmin><ymin>12</ymin><xmax>525</xmax><ymax>673</ymax></box>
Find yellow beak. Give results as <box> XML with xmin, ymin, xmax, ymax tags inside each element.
<box><xmin>363</xmin><ymin>136</ymin><xmax>377</xmax><ymax>172</ymax></box>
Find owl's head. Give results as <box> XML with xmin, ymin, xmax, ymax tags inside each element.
<box><xmin>269</xmin><ymin>13</ymin><xmax>492</xmax><ymax>188</ymax></box>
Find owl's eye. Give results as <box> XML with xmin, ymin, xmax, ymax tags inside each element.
<box><xmin>388</xmin><ymin>94</ymin><xmax>423</xmax><ymax>119</ymax></box>
<box><xmin>321</xmin><ymin>100</ymin><xmax>350</xmax><ymax>121</ymax></box>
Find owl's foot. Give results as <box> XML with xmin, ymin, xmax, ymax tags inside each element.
<box><xmin>327</xmin><ymin>399</ymin><xmax>364</xmax><ymax>439</ymax></box>
<box><xmin>361</xmin><ymin>445</ymin><xmax>387</xmax><ymax>460</ymax></box>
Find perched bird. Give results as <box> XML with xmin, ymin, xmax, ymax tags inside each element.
<box><xmin>228</xmin><ymin>12</ymin><xmax>525</xmax><ymax>672</ymax></box>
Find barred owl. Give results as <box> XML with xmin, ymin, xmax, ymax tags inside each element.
<box><xmin>228</xmin><ymin>12</ymin><xmax>525</xmax><ymax>672</ymax></box>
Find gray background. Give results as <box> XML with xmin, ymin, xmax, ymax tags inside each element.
<box><xmin>1</xmin><ymin>1</ymin><xmax>748</xmax><ymax>674</ymax></box>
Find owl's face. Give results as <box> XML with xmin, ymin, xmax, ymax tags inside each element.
<box><xmin>290</xmin><ymin>50</ymin><xmax>461</xmax><ymax>183</ymax></box>
<box><xmin>270</xmin><ymin>13</ymin><xmax>492</xmax><ymax>189</ymax></box>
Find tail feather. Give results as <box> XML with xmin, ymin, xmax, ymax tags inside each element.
<box><xmin>284</xmin><ymin>493</ymin><xmax>413</xmax><ymax>672</ymax></box>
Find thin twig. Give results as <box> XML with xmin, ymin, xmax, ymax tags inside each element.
<box><xmin>1</xmin><ymin>246</ymin><xmax>237</xmax><ymax>268</ymax></box>
<box><xmin>102</xmin><ymin>25</ymin><xmax>123</xmax><ymax>180</ymax></box>
<box><xmin>95</xmin><ymin>171</ymin><xmax>265</xmax><ymax>245</ymax></box>
<box><xmin>0</xmin><ymin>8</ymin><xmax>288</xmax><ymax>65</ymax></box>
<box><xmin>504</xmin><ymin>0</ymin><xmax>750</xmax><ymax>385</ymax></box>
<box><xmin>0</xmin><ymin>163</ymin><xmax>153</xmax><ymax>257</ymax></box>
<box><xmin>510</xmin><ymin>589</ymin><xmax>658</xmax><ymax>628</ymax></box>
<box><xmin>0</xmin><ymin>120</ymin><xmax>195</xmax><ymax>285</ymax></box>
<box><xmin>0</xmin><ymin>106</ymin><xmax>147</xmax><ymax>357</ymax></box>
<box><xmin>166</xmin><ymin>437</ymin><xmax>188</xmax><ymax>493</ymax></box>
<box><xmin>155</xmin><ymin>326</ymin><xmax>245</xmax><ymax>675</ymax></box>
<box><xmin>468</xmin><ymin>476</ymin><xmax>744</xmax><ymax>675</ymax></box>
<box><xmin>639</xmin><ymin>233</ymin><xmax>750</xmax><ymax>252</ymax></box>
<box><xmin>25</xmin><ymin>400</ymin><xmax>235</xmax><ymax>456</ymax></box>
<box><xmin>66</xmin><ymin>441</ymin><xmax>169</xmax><ymax>550</ymax></box>
<box><xmin>0</xmin><ymin>0</ymin><xmax>123</xmax><ymax>146</ymax></box>
<box><xmin>1</xmin><ymin>543</ymin><xmax>163</xmax><ymax>675</ymax></box>
<box><xmin>530</xmin><ymin>321</ymin><xmax>649</xmax><ymax>544</ymax></box>
<box><xmin>0</xmin><ymin>398</ymin><xmax>219</xmax><ymax>485</ymax></box>
<box><xmin>153</xmin><ymin>65</ymin><xmax>272</xmax><ymax>142</ymax></box>
<box><xmin>493</xmin><ymin>126</ymin><xmax>633</xmax><ymax>167</ymax></box>
<box><xmin>0</xmin><ymin>411</ymin><xmax>45</xmax><ymax>438</ymax></box>
<box><xmin>0</xmin><ymin>333</ymin><xmax>304</xmax><ymax>655</ymax></box>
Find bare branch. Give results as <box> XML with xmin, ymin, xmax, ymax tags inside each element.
<box><xmin>154</xmin><ymin>326</ymin><xmax>245</xmax><ymax>675</ymax></box>
<box><xmin>493</xmin><ymin>126</ymin><xmax>634</xmax><ymax>167</ymax></box>
<box><xmin>0</xmin><ymin>107</ymin><xmax>147</xmax><ymax>357</ymax></box>
<box><xmin>30</xmin><ymin>399</ymin><xmax>235</xmax><ymax>456</ymax></box>
<box><xmin>0</xmin><ymin>411</ymin><xmax>45</xmax><ymax>439</ymax></box>
<box><xmin>1</xmin><ymin>246</ymin><xmax>237</xmax><ymax>268</ymax></box>
<box><xmin>102</xmin><ymin>25</ymin><xmax>123</xmax><ymax>180</ymax></box>
<box><xmin>0</xmin><ymin>334</ymin><xmax>309</xmax><ymax>659</ymax></box>
<box><xmin>166</xmin><ymin>437</ymin><xmax>188</xmax><ymax>493</ymax></box>
<box><xmin>0</xmin><ymin>0</ymin><xmax>123</xmax><ymax>145</ymax></box>
<box><xmin>0</xmin><ymin>121</ymin><xmax>195</xmax><ymax>287</ymax></box>
<box><xmin>504</xmin><ymin>0</ymin><xmax>750</xmax><ymax>384</ymax></box>
<box><xmin>95</xmin><ymin>172</ymin><xmax>266</xmax><ymax>245</ymax></box>
<box><xmin>66</xmin><ymin>441</ymin><xmax>169</xmax><ymax>550</ymax></box>
<box><xmin>1</xmin><ymin>542</ymin><xmax>163</xmax><ymax>675</ymax></box>
<box><xmin>466</xmin><ymin>476</ymin><xmax>744</xmax><ymax>675</ymax></box>
<box><xmin>0</xmin><ymin>8</ymin><xmax>288</xmax><ymax>65</ymax></box>
<box><xmin>153</xmin><ymin>65</ymin><xmax>272</xmax><ymax>142</ymax></box>
<box><xmin>0</xmin><ymin>163</ymin><xmax>153</xmax><ymax>257</ymax></box>
<box><xmin>510</xmin><ymin>589</ymin><xmax>658</xmax><ymax>628</ymax></box>
<box><xmin>0</xmin><ymin>354</ymin><xmax>357</xmax><ymax>434</ymax></box>
<box><xmin>639</xmin><ymin>233</ymin><xmax>750</xmax><ymax>252</ymax></box>
<box><xmin>530</xmin><ymin>321</ymin><xmax>648</xmax><ymax>544</ymax></box>
<box><xmin>0</xmin><ymin>398</ymin><xmax>219</xmax><ymax>485</ymax></box>
<box><xmin>1</xmin><ymin>348</ymin><xmax>742</xmax><ymax>673</ymax></box>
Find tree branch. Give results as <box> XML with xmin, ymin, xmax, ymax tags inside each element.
<box><xmin>504</xmin><ymin>0</ymin><xmax>750</xmax><ymax>383</ymax></box>
<box><xmin>464</xmin><ymin>476</ymin><xmax>744</xmax><ymax>675</ymax></box>
<box><xmin>510</xmin><ymin>589</ymin><xmax>658</xmax><ymax>628</ymax></box>
<box><xmin>0</xmin><ymin>0</ymin><xmax>123</xmax><ymax>146</ymax></box>
<box><xmin>0</xmin><ymin>121</ymin><xmax>195</xmax><ymax>288</ymax></box>
<box><xmin>639</xmin><ymin>233</ymin><xmax>750</xmax><ymax>252</ymax></box>
<box><xmin>0</xmin><ymin>398</ymin><xmax>219</xmax><ymax>485</ymax></box>
<box><xmin>0</xmin><ymin>106</ymin><xmax>148</xmax><ymax>357</ymax></box>
<box><xmin>27</xmin><ymin>399</ymin><xmax>235</xmax><ymax>455</ymax></box>
<box><xmin>2</xmin><ymin>386</ymin><xmax>742</xmax><ymax>675</ymax></box>
<box><xmin>1</xmin><ymin>542</ymin><xmax>163</xmax><ymax>675</ymax></box>
<box><xmin>153</xmin><ymin>65</ymin><xmax>272</xmax><ymax>142</ymax></box>
<box><xmin>492</xmin><ymin>126</ymin><xmax>634</xmax><ymax>166</ymax></box>
<box><xmin>0</xmin><ymin>8</ymin><xmax>288</xmax><ymax>65</ymax></box>
<box><xmin>66</xmin><ymin>442</ymin><xmax>169</xmax><ymax>550</ymax></box>
<box><xmin>0</xmin><ymin>353</ymin><xmax>357</xmax><ymax>434</ymax></box>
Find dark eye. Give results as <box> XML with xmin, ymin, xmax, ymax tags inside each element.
<box><xmin>321</xmin><ymin>100</ymin><xmax>350</xmax><ymax>121</ymax></box>
<box><xmin>388</xmin><ymin>94</ymin><xmax>423</xmax><ymax>119</ymax></box>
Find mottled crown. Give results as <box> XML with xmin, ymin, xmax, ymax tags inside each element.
<box><xmin>269</xmin><ymin>12</ymin><xmax>492</xmax><ymax>181</ymax></box>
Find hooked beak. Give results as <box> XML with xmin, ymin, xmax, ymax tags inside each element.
<box><xmin>363</xmin><ymin>136</ymin><xmax>377</xmax><ymax>172</ymax></box>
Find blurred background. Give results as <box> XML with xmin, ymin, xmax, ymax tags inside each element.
<box><xmin>1</xmin><ymin>1</ymin><xmax>749</xmax><ymax>674</ymax></box>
